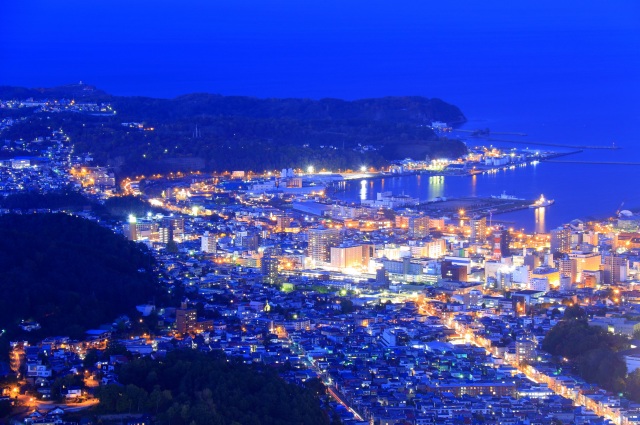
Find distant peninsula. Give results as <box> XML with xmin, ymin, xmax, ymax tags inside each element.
<box><xmin>0</xmin><ymin>83</ymin><xmax>467</xmax><ymax>176</ymax></box>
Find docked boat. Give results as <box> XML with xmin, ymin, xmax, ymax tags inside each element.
<box><xmin>492</xmin><ymin>191</ymin><xmax>524</xmax><ymax>201</ymax></box>
<box><xmin>530</xmin><ymin>194</ymin><xmax>554</xmax><ymax>208</ymax></box>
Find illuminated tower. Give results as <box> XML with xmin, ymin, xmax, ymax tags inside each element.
<box><xmin>492</xmin><ymin>228</ymin><xmax>510</xmax><ymax>259</ymax></box>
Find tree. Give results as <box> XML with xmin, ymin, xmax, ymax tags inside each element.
<box><xmin>0</xmin><ymin>400</ymin><xmax>12</xmax><ymax>418</ymax></box>
<box><xmin>339</xmin><ymin>299</ymin><xmax>355</xmax><ymax>314</ymax></box>
<box><xmin>95</xmin><ymin>349</ymin><xmax>331</xmax><ymax>425</ymax></box>
<box><xmin>83</xmin><ymin>349</ymin><xmax>100</xmax><ymax>369</ymax></box>
<box><xmin>626</xmin><ymin>369</ymin><xmax>640</xmax><ymax>402</ymax></box>
<box><xmin>543</xmin><ymin>316</ymin><xmax>630</xmax><ymax>393</ymax></box>
<box><xmin>166</xmin><ymin>239</ymin><xmax>179</xmax><ymax>253</ymax></box>
<box><xmin>563</xmin><ymin>305</ymin><xmax>587</xmax><ymax>320</ymax></box>
<box><xmin>304</xmin><ymin>378</ymin><xmax>326</xmax><ymax>397</ymax></box>
<box><xmin>576</xmin><ymin>347</ymin><xmax>627</xmax><ymax>391</ymax></box>
<box><xmin>51</xmin><ymin>374</ymin><xmax>84</xmax><ymax>402</ymax></box>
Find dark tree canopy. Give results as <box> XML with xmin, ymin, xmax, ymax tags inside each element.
<box><xmin>542</xmin><ymin>317</ymin><xmax>629</xmax><ymax>393</ymax></box>
<box><xmin>97</xmin><ymin>349</ymin><xmax>331</xmax><ymax>425</ymax></box>
<box><xmin>0</xmin><ymin>190</ymin><xmax>93</xmax><ymax>211</ymax></box>
<box><xmin>0</xmin><ymin>87</ymin><xmax>467</xmax><ymax>177</ymax></box>
<box><xmin>0</xmin><ymin>213</ymin><xmax>164</xmax><ymax>342</ymax></box>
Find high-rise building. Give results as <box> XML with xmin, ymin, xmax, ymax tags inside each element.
<box><xmin>515</xmin><ymin>337</ymin><xmax>536</xmax><ymax>365</ymax></box>
<box><xmin>201</xmin><ymin>231</ymin><xmax>217</xmax><ymax>253</ymax></box>
<box><xmin>276</xmin><ymin>215</ymin><xmax>294</xmax><ymax>233</ymax></box>
<box><xmin>235</xmin><ymin>230</ymin><xmax>260</xmax><ymax>251</ymax></box>
<box><xmin>125</xmin><ymin>216</ymin><xmax>158</xmax><ymax>242</ymax></box>
<box><xmin>261</xmin><ymin>255</ymin><xmax>279</xmax><ymax>285</ymax></box>
<box><xmin>602</xmin><ymin>254</ymin><xmax>628</xmax><ymax>284</ymax></box>
<box><xmin>163</xmin><ymin>217</ymin><xmax>185</xmax><ymax>241</ymax></box>
<box><xmin>408</xmin><ymin>215</ymin><xmax>430</xmax><ymax>238</ymax></box>
<box><xmin>557</xmin><ymin>256</ymin><xmax>577</xmax><ymax>283</ymax></box>
<box><xmin>127</xmin><ymin>215</ymin><xmax>137</xmax><ymax>241</ymax></box>
<box><xmin>550</xmin><ymin>226</ymin><xmax>571</xmax><ymax>254</ymax></box>
<box><xmin>330</xmin><ymin>244</ymin><xmax>374</xmax><ymax>269</ymax></box>
<box><xmin>376</xmin><ymin>266</ymin><xmax>389</xmax><ymax>286</ymax></box>
<box><xmin>308</xmin><ymin>227</ymin><xmax>342</xmax><ymax>263</ymax></box>
<box><xmin>441</xmin><ymin>260</ymin><xmax>468</xmax><ymax>282</ymax></box>
<box><xmin>176</xmin><ymin>304</ymin><xmax>197</xmax><ymax>334</ymax></box>
<box><xmin>469</xmin><ymin>217</ymin><xmax>487</xmax><ymax>245</ymax></box>
<box><xmin>568</xmin><ymin>251</ymin><xmax>600</xmax><ymax>283</ymax></box>
<box><xmin>491</xmin><ymin>229</ymin><xmax>510</xmax><ymax>259</ymax></box>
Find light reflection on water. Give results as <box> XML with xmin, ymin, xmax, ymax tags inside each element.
<box><xmin>336</xmin><ymin>161</ymin><xmax>637</xmax><ymax>232</ymax></box>
<box><xmin>535</xmin><ymin>207</ymin><xmax>546</xmax><ymax>234</ymax></box>
<box><xmin>428</xmin><ymin>175</ymin><xmax>445</xmax><ymax>200</ymax></box>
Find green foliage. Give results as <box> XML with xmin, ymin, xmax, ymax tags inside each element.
<box><xmin>96</xmin><ymin>349</ymin><xmax>330</xmax><ymax>425</ymax></box>
<box><xmin>166</xmin><ymin>239</ymin><xmax>179</xmax><ymax>254</ymax></box>
<box><xmin>542</xmin><ymin>317</ymin><xmax>629</xmax><ymax>393</ymax></box>
<box><xmin>304</xmin><ymin>377</ymin><xmax>327</xmax><ymax>398</ymax></box>
<box><xmin>83</xmin><ymin>349</ymin><xmax>100</xmax><ymax>369</ymax></box>
<box><xmin>0</xmin><ymin>190</ymin><xmax>95</xmax><ymax>211</ymax></box>
<box><xmin>542</xmin><ymin>318</ymin><xmax>628</xmax><ymax>359</ymax></box>
<box><xmin>563</xmin><ymin>305</ymin><xmax>587</xmax><ymax>320</ymax></box>
<box><xmin>576</xmin><ymin>347</ymin><xmax>627</xmax><ymax>392</ymax></box>
<box><xmin>626</xmin><ymin>369</ymin><xmax>640</xmax><ymax>402</ymax></box>
<box><xmin>339</xmin><ymin>299</ymin><xmax>355</xmax><ymax>314</ymax></box>
<box><xmin>101</xmin><ymin>196</ymin><xmax>157</xmax><ymax>219</ymax></box>
<box><xmin>51</xmin><ymin>373</ymin><xmax>84</xmax><ymax>401</ymax></box>
<box><xmin>0</xmin><ymin>92</ymin><xmax>467</xmax><ymax>176</ymax></box>
<box><xmin>0</xmin><ymin>399</ymin><xmax>12</xmax><ymax>418</ymax></box>
<box><xmin>0</xmin><ymin>213</ymin><xmax>165</xmax><ymax>344</ymax></box>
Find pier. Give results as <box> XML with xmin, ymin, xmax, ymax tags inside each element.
<box><xmin>416</xmin><ymin>196</ymin><xmax>534</xmax><ymax>218</ymax></box>
<box><xmin>455</xmin><ymin>129</ymin><xmax>528</xmax><ymax>137</ymax></box>
<box><xmin>545</xmin><ymin>160</ymin><xmax>640</xmax><ymax>166</ymax></box>
<box><xmin>480</xmin><ymin>137</ymin><xmax>621</xmax><ymax>150</ymax></box>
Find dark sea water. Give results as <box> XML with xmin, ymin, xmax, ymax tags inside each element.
<box><xmin>1</xmin><ymin>1</ymin><xmax>639</xmax><ymax>231</ymax></box>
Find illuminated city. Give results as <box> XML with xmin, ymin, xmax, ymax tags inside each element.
<box><xmin>0</xmin><ymin>2</ymin><xmax>639</xmax><ymax>425</ymax></box>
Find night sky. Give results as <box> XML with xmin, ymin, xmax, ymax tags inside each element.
<box><xmin>1</xmin><ymin>1</ymin><xmax>638</xmax><ymax>105</ymax></box>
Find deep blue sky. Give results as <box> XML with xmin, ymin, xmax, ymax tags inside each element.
<box><xmin>1</xmin><ymin>1</ymin><xmax>639</xmax><ymax>147</ymax></box>
<box><xmin>1</xmin><ymin>1</ymin><xmax>638</xmax><ymax>100</ymax></box>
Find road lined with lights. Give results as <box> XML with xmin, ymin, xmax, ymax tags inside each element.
<box><xmin>419</xmin><ymin>300</ymin><xmax>625</xmax><ymax>425</ymax></box>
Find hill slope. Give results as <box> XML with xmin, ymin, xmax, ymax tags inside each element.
<box><xmin>0</xmin><ymin>85</ymin><xmax>467</xmax><ymax>175</ymax></box>
<box><xmin>0</xmin><ymin>213</ymin><xmax>162</xmax><ymax>340</ymax></box>
<box><xmin>98</xmin><ymin>349</ymin><xmax>331</xmax><ymax>425</ymax></box>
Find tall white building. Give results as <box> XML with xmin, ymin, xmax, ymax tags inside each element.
<box><xmin>201</xmin><ymin>231</ymin><xmax>217</xmax><ymax>253</ymax></box>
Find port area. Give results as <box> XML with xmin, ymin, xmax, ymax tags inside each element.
<box><xmin>416</xmin><ymin>196</ymin><xmax>534</xmax><ymax>219</ymax></box>
<box><xmin>339</xmin><ymin>149</ymin><xmax>582</xmax><ymax>183</ymax></box>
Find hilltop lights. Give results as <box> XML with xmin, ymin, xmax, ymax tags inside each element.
<box><xmin>307</xmin><ymin>165</ymin><xmax>314</xmax><ymax>174</ymax></box>
<box><xmin>360</xmin><ymin>166</ymin><xmax>367</xmax><ymax>172</ymax></box>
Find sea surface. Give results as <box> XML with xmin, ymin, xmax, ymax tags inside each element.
<box><xmin>334</xmin><ymin>90</ymin><xmax>640</xmax><ymax>233</ymax></box>
<box><xmin>1</xmin><ymin>1</ymin><xmax>639</xmax><ymax>232</ymax></box>
<box><xmin>334</xmin><ymin>104</ymin><xmax>640</xmax><ymax>233</ymax></box>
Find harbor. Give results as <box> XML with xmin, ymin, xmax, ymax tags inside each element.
<box><xmin>416</xmin><ymin>195</ymin><xmax>543</xmax><ymax>220</ymax></box>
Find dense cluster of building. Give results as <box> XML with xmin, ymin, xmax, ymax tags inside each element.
<box><xmin>3</xmin><ymin>99</ymin><xmax>640</xmax><ymax>424</ymax></box>
<box><xmin>0</xmin><ymin>98</ymin><xmax>115</xmax><ymax>115</ymax></box>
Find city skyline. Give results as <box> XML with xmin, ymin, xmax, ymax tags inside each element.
<box><xmin>1</xmin><ymin>2</ymin><xmax>640</xmax><ymax>424</ymax></box>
